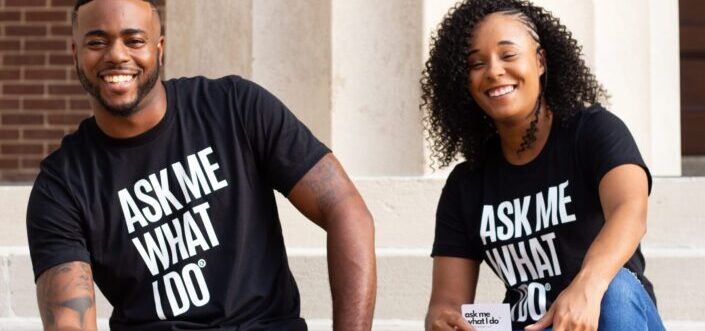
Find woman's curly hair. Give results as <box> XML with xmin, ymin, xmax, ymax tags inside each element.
<box><xmin>421</xmin><ymin>0</ymin><xmax>608</xmax><ymax>169</ymax></box>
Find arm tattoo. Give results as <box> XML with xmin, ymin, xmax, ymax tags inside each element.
<box><xmin>60</xmin><ymin>297</ymin><xmax>93</xmax><ymax>324</ymax></box>
<box><xmin>36</xmin><ymin>261</ymin><xmax>96</xmax><ymax>330</ymax></box>
<box><xmin>304</xmin><ymin>156</ymin><xmax>355</xmax><ymax>213</ymax></box>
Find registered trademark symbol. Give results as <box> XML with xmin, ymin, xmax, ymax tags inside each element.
<box><xmin>198</xmin><ymin>259</ymin><xmax>206</xmax><ymax>268</ymax></box>
<box><xmin>545</xmin><ymin>283</ymin><xmax>551</xmax><ymax>291</ymax></box>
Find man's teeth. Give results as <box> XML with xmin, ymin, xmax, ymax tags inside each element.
<box><xmin>104</xmin><ymin>75</ymin><xmax>134</xmax><ymax>83</ymax></box>
<box><xmin>488</xmin><ymin>85</ymin><xmax>515</xmax><ymax>97</ymax></box>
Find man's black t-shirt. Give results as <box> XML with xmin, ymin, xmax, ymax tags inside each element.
<box><xmin>27</xmin><ymin>76</ymin><xmax>330</xmax><ymax>330</ymax></box>
<box><xmin>431</xmin><ymin>105</ymin><xmax>655</xmax><ymax>329</ymax></box>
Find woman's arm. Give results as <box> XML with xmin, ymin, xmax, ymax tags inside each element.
<box><xmin>426</xmin><ymin>256</ymin><xmax>481</xmax><ymax>331</ymax></box>
<box><xmin>527</xmin><ymin>164</ymin><xmax>649</xmax><ymax>331</ymax></box>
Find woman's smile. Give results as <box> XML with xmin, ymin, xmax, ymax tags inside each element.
<box><xmin>468</xmin><ymin>12</ymin><xmax>545</xmax><ymax>124</ymax></box>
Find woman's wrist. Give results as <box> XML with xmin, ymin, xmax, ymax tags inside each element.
<box><xmin>572</xmin><ymin>267</ymin><xmax>612</xmax><ymax>297</ymax></box>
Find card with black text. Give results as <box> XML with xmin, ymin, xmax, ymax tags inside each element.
<box><xmin>461</xmin><ymin>304</ymin><xmax>512</xmax><ymax>330</ymax></box>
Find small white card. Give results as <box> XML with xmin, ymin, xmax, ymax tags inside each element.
<box><xmin>461</xmin><ymin>303</ymin><xmax>512</xmax><ymax>330</ymax></box>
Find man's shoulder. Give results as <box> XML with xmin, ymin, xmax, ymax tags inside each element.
<box><xmin>165</xmin><ymin>75</ymin><xmax>277</xmax><ymax>101</ymax></box>
<box><xmin>164</xmin><ymin>75</ymin><xmax>282</xmax><ymax>122</ymax></box>
<box><xmin>39</xmin><ymin>119</ymin><xmax>94</xmax><ymax>174</ymax></box>
<box><xmin>164</xmin><ymin>75</ymin><xmax>251</xmax><ymax>93</ymax></box>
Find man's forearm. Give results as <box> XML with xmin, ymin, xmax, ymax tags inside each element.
<box><xmin>36</xmin><ymin>262</ymin><xmax>97</xmax><ymax>331</ymax></box>
<box><xmin>327</xmin><ymin>206</ymin><xmax>376</xmax><ymax>331</ymax></box>
<box><xmin>285</xmin><ymin>154</ymin><xmax>377</xmax><ymax>330</ymax></box>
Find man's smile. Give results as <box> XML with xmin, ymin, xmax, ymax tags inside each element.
<box><xmin>97</xmin><ymin>70</ymin><xmax>139</xmax><ymax>93</ymax></box>
<box><xmin>102</xmin><ymin>74</ymin><xmax>136</xmax><ymax>84</ymax></box>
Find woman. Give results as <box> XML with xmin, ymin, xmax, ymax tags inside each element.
<box><xmin>421</xmin><ymin>1</ymin><xmax>666</xmax><ymax>330</ymax></box>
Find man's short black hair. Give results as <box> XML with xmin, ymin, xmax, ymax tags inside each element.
<box><xmin>72</xmin><ymin>0</ymin><xmax>161</xmax><ymax>33</ymax></box>
<box><xmin>74</xmin><ymin>0</ymin><xmax>158</xmax><ymax>11</ymax></box>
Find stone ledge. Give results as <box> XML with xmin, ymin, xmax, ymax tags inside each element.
<box><xmin>4</xmin><ymin>177</ymin><xmax>705</xmax><ymax>248</ymax></box>
<box><xmin>0</xmin><ymin>250</ymin><xmax>703</xmax><ymax>321</ymax></box>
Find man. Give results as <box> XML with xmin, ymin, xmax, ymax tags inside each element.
<box><xmin>26</xmin><ymin>0</ymin><xmax>376</xmax><ymax>330</ymax></box>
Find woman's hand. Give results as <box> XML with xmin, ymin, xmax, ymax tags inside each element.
<box><xmin>426</xmin><ymin>257</ymin><xmax>481</xmax><ymax>331</ymax></box>
<box><xmin>525</xmin><ymin>276</ymin><xmax>605</xmax><ymax>331</ymax></box>
<box><xmin>427</xmin><ymin>307</ymin><xmax>475</xmax><ymax>331</ymax></box>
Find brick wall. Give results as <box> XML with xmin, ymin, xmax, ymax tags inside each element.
<box><xmin>0</xmin><ymin>0</ymin><xmax>165</xmax><ymax>182</ymax></box>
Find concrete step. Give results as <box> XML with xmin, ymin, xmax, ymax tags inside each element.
<box><xmin>683</xmin><ymin>156</ymin><xmax>705</xmax><ymax>176</ymax></box>
<box><xmin>2</xmin><ymin>177</ymin><xmax>704</xmax><ymax>326</ymax></box>
<box><xmin>3</xmin><ymin>177</ymin><xmax>705</xmax><ymax>249</ymax></box>
<box><xmin>278</xmin><ymin>176</ymin><xmax>705</xmax><ymax>250</ymax></box>
<box><xmin>1</xmin><ymin>248</ymin><xmax>703</xmax><ymax>322</ymax></box>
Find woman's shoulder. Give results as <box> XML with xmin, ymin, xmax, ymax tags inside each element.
<box><xmin>569</xmin><ymin>103</ymin><xmax>625</xmax><ymax>129</ymax></box>
<box><xmin>561</xmin><ymin>103</ymin><xmax>631</xmax><ymax>142</ymax></box>
<box><xmin>443</xmin><ymin>160</ymin><xmax>484</xmax><ymax>189</ymax></box>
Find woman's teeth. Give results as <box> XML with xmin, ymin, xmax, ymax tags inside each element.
<box><xmin>488</xmin><ymin>85</ymin><xmax>515</xmax><ymax>97</ymax></box>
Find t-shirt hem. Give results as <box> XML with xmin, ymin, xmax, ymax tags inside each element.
<box><xmin>431</xmin><ymin>245</ymin><xmax>482</xmax><ymax>260</ymax></box>
<box><xmin>279</xmin><ymin>146</ymin><xmax>331</xmax><ymax>196</ymax></box>
<box><xmin>596</xmin><ymin>160</ymin><xmax>653</xmax><ymax>194</ymax></box>
<box><xmin>33</xmin><ymin>251</ymin><xmax>91</xmax><ymax>282</ymax></box>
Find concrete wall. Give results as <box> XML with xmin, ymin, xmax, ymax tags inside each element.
<box><xmin>591</xmin><ymin>0</ymin><xmax>681</xmax><ymax>176</ymax></box>
<box><xmin>163</xmin><ymin>0</ymin><xmax>681</xmax><ymax>176</ymax></box>
<box><xmin>647</xmin><ymin>0</ymin><xmax>681</xmax><ymax>175</ymax></box>
<box><xmin>330</xmin><ymin>0</ymin><xmax>426</xmax><ymax>176</ymax></box>
<box><xmin>165</xmin><ymin>0</ymin><xmax>252</xmax><ymax>79</ymax></box>
<box><xmin>252</xmin><ymin>0</ymin><xmax>333</xmax><ymax>145</ymax></box>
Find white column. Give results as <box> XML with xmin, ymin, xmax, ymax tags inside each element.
<box><xmin>331</xmin><ymin>0</ymin><xmax>426</xmax><ymax>176</ymax></box>
<box><xmin>593</xmin><ymin>0</ymin><xmax>681</xmax><ymax>175</ymax></box>
<box><xmin>648</xmin><ymin>0</ymin><xmax>681</xmax><ymax>175</ymax></box>
<box><xmin>252</xmin><ymin>0</ymin><xmax>332</xmax><ymax>145</ymax></box>
<box><xmin>165</xmin><ymin>0</ymin><xmax>253</xmax><ymax>80</ymax></box>
<box><xmin>544</xmin><ymin>0</ymin><xmax>680</xmax><ymax>176</ymax></box>
<box><xmin>593</xmin><ymin>0</ymin><xmax>652</xmax><ymax>169</ymax></box>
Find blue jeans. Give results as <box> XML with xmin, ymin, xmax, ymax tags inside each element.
<box><xmin>514</xmin><ymin>268</ymin><xmax>665</xmax><ymax>331</ymax></box>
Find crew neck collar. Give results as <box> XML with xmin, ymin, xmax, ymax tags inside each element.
<box><xmin>88</xmin><ymin>80</ymin><xmax>176</xmax><ymax>148</ymax></box>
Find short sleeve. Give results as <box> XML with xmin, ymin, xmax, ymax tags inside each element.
<box><xmin>232</xmin><ymin>78</ymin><xmax>331</xmax><ymax>195</ymax></box>
<box><xmin>577</xmin><ymin>105</ymin><xmax>652</xmax><ymax>193</ymax></box>
<box><xmin>431</xmin><ymin>164</ymin><xmax>484</xmax><ymax>260</ymax></box>
<box><xmin>26</xmin><ymin>167</ymin><xmax>91</xmax><ymax>281</ymax></box>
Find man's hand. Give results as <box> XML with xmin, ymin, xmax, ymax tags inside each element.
<box><xmin>36</xmin><ymin>261</ymin><xmax>97</xmax><ymax>331</ymax></box>
<box><xmin>288</xmin><ymin>153</ymin><xmax>376</xmax><ymax>331</ymax></box>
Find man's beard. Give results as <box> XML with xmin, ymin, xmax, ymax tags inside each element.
<box><xmin>76</xmin><ymin>61</ymin><xmax>161</xmax><ymax>117</ymax></box>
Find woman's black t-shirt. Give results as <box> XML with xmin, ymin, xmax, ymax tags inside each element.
<box><xmin>431</xmin><ymin>105</ymin><xmax>655</xmax><ymax>329</ymax></box>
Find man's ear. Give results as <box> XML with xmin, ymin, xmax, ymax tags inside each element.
<box><xmin>157</xmin><ymin>36</ymin><xmax>165</xmax><ymax>66</ymax></box>
<box><xmin>71</xmin><ymin>42</ymin><xmax>78</xmax><ymax>66</ymax></box>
